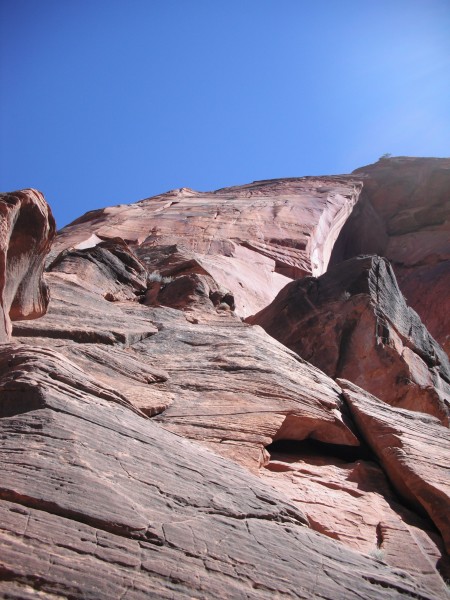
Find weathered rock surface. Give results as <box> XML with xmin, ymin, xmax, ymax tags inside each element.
<box><xmin>48</xmin><ymin>237</ymin><xmax>148</xmax><ymax>302</ymax></box>
<box><xmin>248</xmin><ymin>255</ymin><xmax>450</xmax><ymax>424</ymax></box>
<box><xmin>13</xmin><ymin>267</ymin><xmax>360</xmax><ymax>471</ymax></box>
<box><xmin>49</xmin><ymin>177</ymin><xmax>363</xmax><ymax>317</ymax></box>
<box><xmin>330</xmin><ymin>157</ymin><xmax>450</xmax><ymax>353</ymax></box>
<box><xmin>339</xmin><ymin>379</ymin><xmax>450</xmax><ymax>555</ymax></box>
<box><xmin>137</xmin><ymin>243</ymin><xmax>239</xmax><ymax>315</ymax></box>
<box><xmin>261</xmin><ymin>440</ymin><xmax>449</xmax><ymax>596</ymax></box>
<box><xmin>1</xmin><ymin>163</ymin><xmax>450</xmax><ymax>598</ymax></box>
<box><xmin>140</xmin><ymin>315</ymin><xmax>359</xmax><ymax>471</ymax></box>
<box><xmin>0</xmin><ymin>189</ymin><xmax>55</xmax><ymax>342</ymax></box>
<box><xmin>1</xmin><ymin>344</ymin><xmax>436</xmax><ymax>599</ymax></box>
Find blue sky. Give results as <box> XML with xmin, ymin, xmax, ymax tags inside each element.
<box><xmin>1</xmin><ymin>0</ymin><xmax>449</xmax><ymax>228</ymax></box>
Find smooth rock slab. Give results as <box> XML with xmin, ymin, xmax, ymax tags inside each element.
<box><xmin>50</xmin><ymin>176</ymin><xmax>363</xmax><ymax>317</ymax></box>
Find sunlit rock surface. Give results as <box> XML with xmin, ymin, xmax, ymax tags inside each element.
<box><xmin>1</xmin><ymin>160</ymin><xmax>450</xmax><ymax>598</ymax></box>
<box><xmin>50</xmin><ymin>176</ymin><xmax>363</xmax><ymax>317</ymax></box>
<box><xmin>248</xmin><ymin>255</ymin><xmax>450</xmax><ymax>424</ymax></box>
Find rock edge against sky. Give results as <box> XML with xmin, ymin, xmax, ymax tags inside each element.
<box><xmin>1</xmin><ymin>156</ymin><xmax>449</xmax><ymax>598</ymax></box>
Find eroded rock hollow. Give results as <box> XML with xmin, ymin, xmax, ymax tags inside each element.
<box><xmin>1</xmin><ymin>157</ymin><xmax>449</xmax><ymax>599</ymax></box>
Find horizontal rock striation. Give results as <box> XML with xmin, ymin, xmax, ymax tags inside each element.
<box><xmin>248</xmin><ymin>255</ymin><xmax>450</xmax><ymax>424</ymax></box>
<box><xmin>50</xmin><ymin>177</ymin><xmax>363</xmax><ymax>317</ymax></box>
<box><xmin>1</xmin><ymin>344</ymin><xmax>435</xmax><ymax>599</ymax></box>
<box><xmin>1</xmin><ymin>163</ymin><xmax>450</xmax><ymax>598</ymax></box>
<box><xmin>261</xmin><ymin>439</ymin><xmax>449</xmax><ymax>596</ymax></box>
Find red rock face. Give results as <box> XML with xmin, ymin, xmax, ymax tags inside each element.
<box><xmin>261</xmin><ymin>440</ymin><xmax>448</xmax><ymax>596</ymax></box>
<box><xmin>248</xmin><ymin>255</ymin><xmax>450</xmax><ymax>424</ymax></box>
<box><xmin>330</xmin><ymin>157</ymin><xmax>450</xmax><ymax>354</ymax></box>
<box><xmin>1</xmin><ymin>344</ymin><xmax>434</xmax><ymax>599</ymax></box>
<box><xmin>50</xmin><ymin>177</ymin><xmax>362</xmax><ymax>317</ymax></box>
<box><xmin>0</xmin><ymin>189</ymin><xmax>55</xmax><ymax>342</ymax></box>
<box><xmin>1</xmin><ymin>166</ymin><xmax>450</xmax><ymax>599</ymax></box>
<box><xmin>339</xmin><ymin>379</ymin><xmax>450</xmax><ymax>555</ymax></box>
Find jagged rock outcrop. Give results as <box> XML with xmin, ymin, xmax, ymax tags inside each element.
<box><xmin>137</xmin><ymin>243</ymin><xmax>238</xmax><ymax>315</ymax></box>
<box><xmin>0</xmin><ymin>189</ymin><xmax>55</xmax><ymax>342</ymax></box>
<box><xmin>48</xmin><ymin>238</ymin><xmax>148</xmax><ymax>302</ymax></box>
<box><xmin>248</xmin><ymin>255</ymin><xmax>450</xmax><ymax>424</ymax></box>
<box><xmin>1</xmin><ymin>162</ymin><xmax>450</xmax><ymax>599</ymax></box>
<box><xmin>330</xmin><ymin>157</ymin><xmax>450</xmax><ymax>353</ymax></box>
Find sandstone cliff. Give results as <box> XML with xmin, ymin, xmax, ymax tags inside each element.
<box><xmin>1</xmin><ymin>157</ymin><xmax>449</xmax><ymax>598</ymax></box>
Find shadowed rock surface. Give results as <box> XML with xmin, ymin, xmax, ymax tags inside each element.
<box><xmin>0</xmin><ymin>189</ymin><xmax>55</xmax><ymax>342</ymax></box>
<box><xmin>248</xmin><ymin>255</ymin><xmax>450</xmax><ymax>424</ymax></box>
<box><xmin>330</xmin><ymin>157</ymin><xmax>450</xmax><ymax>353</ymax></box>
<box><xmin>1</xmin><ymin>160</ymin><xmax>450</xmax><ymax>598</ymax></box>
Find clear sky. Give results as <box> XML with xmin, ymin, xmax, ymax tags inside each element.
<box><xmin>1</xmin><ymin>0</ymin><xmax>449</xmax><ymax>228</ymax></box>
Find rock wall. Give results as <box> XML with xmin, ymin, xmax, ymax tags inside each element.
<box><xmin>248</xmin><ymin>255</ymin><xmax>450</xmax><ymax>424</ymax></box>
<box><xmin>330</xmin><ymin>157</ymin><xmax>450</xmax><ymax>354</ymax></box>
<box><xmin>50</xmin><ymin>176</ymin><xmax>363</xmax><ymax>317</ymax></box>
<box><xmin>0</xmin><ymin>189</ymin><xmax>55</xmax><ymax>342</ymax></box>
<box><xmin>1</xmin><ymin>159</ymin><xmax>450</xmax><ymax>598</ymax></box>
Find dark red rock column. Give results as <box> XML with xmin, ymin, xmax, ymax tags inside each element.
<box><xmin>0</xmin><ymin>189</ymin><xmax>55</xmax><ymax>342</ymax></box>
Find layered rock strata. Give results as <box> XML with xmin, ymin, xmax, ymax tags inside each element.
<box><xmin>49</xmin><ymin>177</ymin><xmax>363</xmax><ymax>317</ymax></box>
<box><xmin>1</xmin><ymin>160</ymin><xmax>450</xmax><ymax>598</ymax></box>
<box><xmin>261</xmin><ymin>439</ymin><xmax>449</xmax><ymax>597</ymax></box>
<box><xmin>248</xmin><ymin>255</ymin><xmax>450</xmax><ymax>424</ymax></box>
<box><xmin>330</xmin><ymin>157</ymin><xmax>450</xmax><ymax>353</ymax></box>
<box><xmin>2</xmin><ymin>343</ymin><xmax>440</xmax><ymax>599</ymax></box>
<box><xmin>0</xmin><ymin>189</ymin><xmax>55</xmax><ymax>342</ymax></box>
<box><xmin>15</xmin><ymin>241</ymin><xmax>360</xmax><ymax>470</ymax></box>
<box><xmin>339</xmin><ymin>379</ymin><xmax>450</xmax><ymax>554</ymax></box>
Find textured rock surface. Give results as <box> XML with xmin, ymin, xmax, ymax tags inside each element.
<box><xmin>261</xmin><ymin>440</ymin><xmax>448</xmax><ymax>596</ymax></box>
<box><xmin>248</xmin><ymin>255</ymin><xmax>450</xmax><ymax>424</ymax></box>
<box><xmin>49</xmin><ymin>177</ymin><xmax>363</xmax><ymax>317</ymax></box>
<box><xmin>13</xmin><ymin>266</ymin><xmax>360</xmax><ymax>472</ymax></box>
<box><xmin>1</xmin><ymin>165</ymin><xmax>450</xmax><ymax>598</ymax></box>
<box><xmin>1</xmin><ymin>344</ymin><xmax>436</xmax><ymax>600</ymax></box>
<box><xmin>0</xmin><ymin>189</ymin><xmax>55</xmax><ymax>342</ymax></box>
<box><xmin>48</xmin><ymin>237</ymin><xmax>148</xmax><ymax>302</ymax></box>
<box><xmin>339</xmin><ymin>379</ymin><xmax>450</xmax><ymax>555</ymax></box>
<box><xmin>330</xmin><ymin>157</ymin><xmax>450</xmax><ymax>353</ymax></box>
<box><xmin>141</xmin><ymin>316</ymin><xmax>359</xmax><ymax>470</ymax></box>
